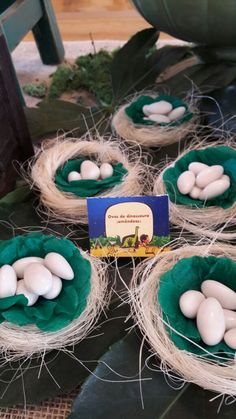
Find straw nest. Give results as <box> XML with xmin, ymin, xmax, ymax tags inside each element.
<box><xmin>130</xmin><ymin>243</ymin><xmax>236</xmax><ymax>396</ymax></box>
<box><xmin>30</xmin><ymin>137</ymin><xmax>145</xmax><ymax>224</ymax></box>
<box><xmin>112</xmin><ymin>95</ymin><xmax>198</xmax><ymax>148</ymax></box>
<box><xmin>153</xmin><ymin>139</ymin><xmax>236</xmax><ymax>241</ymax></box>
<box><xmin>0</xmin><ymin>250</ymin><xmax>109</xmax><ymax>361</ymax></box>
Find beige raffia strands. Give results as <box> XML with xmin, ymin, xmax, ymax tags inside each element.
<box><xmin>112</xmin><ymin>94</ymin><xmax>198</xmax><ymax>148</ymax></box>
<box><xmin>30</xmin><ymin>136</ymin><xmax>145</xmax><ymax>224</ymax></box>
<box><xmin>0</xmin><ymin>251</ymin><xmax>109</xmax><ymax>360</ymax></box>
<box><xmin>153</xmin><ymin>139</ymin><xmax>236</xmax><ymax>241</ymax></box>
<box><xmin>130</xmin><ymin>243</ymin><xmax>236</xmax><ymax>396</ymax></box>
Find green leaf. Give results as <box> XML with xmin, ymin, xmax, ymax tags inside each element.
<box><xmin>24</xmin><ymin>100</ymin><xmax>108</xmax><ymax>142</ymax></box>
<box><xmin>0</xmin><ymin>185</ymin><xmax>32</xmax><ymax>205</ymax></box>
<box><xmin>111</xmin><ymin>28</ymin><xmax>159</xmax><ymax>102</ymax></box>
<box><xmin>0</xmin><ymin>300</ymin><xmax>132</xmax><ymax>406</ymax></box>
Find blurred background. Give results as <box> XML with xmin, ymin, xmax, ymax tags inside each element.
<box><xmin>24</xmin><ymin>0</ymin><xmax>172</xmax><ymax>40</ymax></box>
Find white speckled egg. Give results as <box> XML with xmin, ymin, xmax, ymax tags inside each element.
<box><xmin>12</xmin><ymin>257</ymin><xmax>44</xmax><ymax>278</ymax></box>
<box><xmin>43</xmin><ymin>275</ymin><xmax>62</xmax><ymax>299</ymax></box>
<box><xmin>196</xmin><ymin>165</ymin><xmax>224</xmax><ymax>188</ymax></box>
<box><xmin>177</xmin><ymin>171</ymin><xmax>195</xmax><ymax>195</ymax></box>
<box><xmin>24</xmin><ymin>263</ymin><xmax>53</xmax><ymax>296</ymax></box>
<box><xmin>168</xmin><ymin>106</ymin><xmax>186</xmax><ymax>121</ymax></box>
<box><xmin>197</xmin><ymin>297</ymin><xmax>225</xmax><ymax>346</ymax></box>
<box><xmin>148</xmin><ymin>114</ymin><xmax>170</xmax><ymax>124</ymax></box>
<box><xmin>224</xmin><ymin>328</ymin><xmax>236</xmax><ymax>349</ymax></box>
<box><xmin>201</xmin><ymin>280</ymin><xmax>236</xmax><ymax>310</ymax></box>
<box><xmin>44</xmin><ymin>252</ymin><xmax>74</xmax><ymax>280</ymax></box>
<box><xmin>189</xmin><ymin>186</ymin><xmax>202</xmax><ymax>199</ymax></box>
<box><xmin>100</xmin><ymin>163</ymin><xmax>114</xmax><ymax>179</ymax></box>
<box><xmin>223</xmin><ymin>309</ymin><xmax>236</xmax><ymax>331</ymax></box>
<box><xmin>80</xmin><ymin>160</ymin><xmax>100</xmax><ymax>180</ymax></box>
<box><xmin>199</xmin><ymin>178</ymin><xmax>230</xmax><ymax>201</ymax></box>
<box><xmin>143</xmin><ymin>101</ymin><xmax>173</xmax><ymax>116</ymax></box>
<box><xmin>16</xmin><ymin>279</ymin><xmax>38</xmax><ymax>306</ymax></box>
<box><xmin>179</xmin><ymin>290</ymin><xmax>205</xmax><ymax>319</ymax></box>
<box><xmin>0</xmin><ymin>265</ymin><xmax>17</xmax><ymax>298</ymax></box>
<box><xmin>188</xmin><ymin>162</ymin><xmax>209</xmax><ymax>175</ymax></box>
<box><xmin>68</xmin><ymin>171</ymin><xmax>81</xmax><ymax>182</ymax></box>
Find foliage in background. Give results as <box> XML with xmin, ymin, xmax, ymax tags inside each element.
<box><xmin>23</xmin><ymin>81</ymin><xmax>47</xmax><ymax>98</ymax></box>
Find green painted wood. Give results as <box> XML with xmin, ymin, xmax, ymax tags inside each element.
<box><xmin>0</xmin><ymin>0</ymin><xmax>43</xmax><ymax>51</ymax></box>
<box><xmin>32</xmin><ymin>0</ymin><xmax>64</xmax><ymax>65</ymax></box>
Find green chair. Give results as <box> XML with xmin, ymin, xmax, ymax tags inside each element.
<box><xmin>0</xmin><ymin>0</ymin><xmax>64</xmax><ymax>64</ymax></box>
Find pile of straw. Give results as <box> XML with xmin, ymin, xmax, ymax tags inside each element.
<box><xmin>30</xmin><ymin>136</ymin><xmax>145</xmax><ymax>224</ymax></box>
<box><xmin>131</xmin><ymin>243</ymin><xmax>236</xmax><ymax>396</ymax></box>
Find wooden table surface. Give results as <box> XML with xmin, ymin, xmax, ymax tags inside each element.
<box><xmin>24</xmin><ymin>0</ymin><xmax>173</xmax><ymax>41</ymax></box>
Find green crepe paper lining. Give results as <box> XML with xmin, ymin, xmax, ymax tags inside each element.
<box><xmin>158</xmin><ymin>255</ymin><xmax>236</xmax><ymax>359</ymax></box>
<box><xmin>163</xmin><ymin>146</ymin><xmax>236</xmax><ymax>209</ymax></box>
<box><xmin>125</xmin><ymin>95</ymin><xmax>193</xmax><ymax>127</ymax></box>
<box><xmin>0</xmin><ymin>233</ymin><xmax>91</xmax><ymax>332</ymax></box>
<box><xmin>55</xmin><ymin>159</ymin><xmax>128</xmax><ymax>198</ymax></box>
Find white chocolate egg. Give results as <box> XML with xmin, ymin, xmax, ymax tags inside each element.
<box><xmin>12</xmin><ymin>257</ymin><xmax>44</xmax><ymax>278</ymax></box>
<box><xmin>177</xmin><ymin>171</ymin><xmax>195</xmax><ymax>195</ymax></box>
<box><xmin>44</xmin><ymin>252</ymin><xmax>74</xmax><ymax>280</ymax></box>
<box><xmin>0</xmin><ymin>265</ymin><xmax>17</xmax><ymax>298</ymax></box>
<box><xmin>100</xmin><ymin>163</ymin><xmax>114</xmax><ymax>179</ymax></box>
<box><xmin>201</xmin><ymin>280</ymin><xmax>236</xmax><ymax>310</ymax></box>
<box><xmin>189</xmin><ymin>186</ymin><xmax>202</xmax><ymax>200</ymax></box>
<box><xmin>42</xmin><ymin>275</ymin><xmax>62</xmax><ymax>299</ymax></box>
<box><xmin>223</xmin><ymin>309</ymin><xmax>236</xmax><ymax>331</ymax></box>
<box><xmin>142</xmin><ymin>101</ymin><xmax>173</xmax><ymax>116</ymax></box>
<box><xmin>24</xmin><ymin>263</ymin><xmax>53</xmax><ymax>296</ymax></box>
<box><xmin>196</xmin><ymin>165</ymin><xmax>224</xmax><ymax>188</ymax></box>
<box><xmin>199</xmin><ymin>178</ymin><xmax>230</xmax><ymax>201</ymax></box>
<box><xmin>168</xmin><ymin>106</ymin><xmax>186</xmax><ymax>121</ymax></box>
<box><xmin>179</xmin><ymin>290</ymin><xmax>205</xmax><ymax>319</ymax></box>
<box><xmin>197</xmin><ymin>297</ymin><xmax>225</xmax><ymax>346</ymax></box>
<box><xmin>16</xmin><ymin>279</ymin><xmax>38</xmax><ymax>306</ymax></box>
<box><xmin>221</xmin><ymin>174</ymin><xmax>230</xmax><ymax>183</ymax></box>
<box><xmin>224</xmin><ymin>328</ymin><xmax>236</xmax><ymax>349</ymax></box>
<box><xmin>68</xmin><ymin>171</ymin><xmax>81</xmax><ymax>182</ymax></box>
<box><xmin>188</xmin><ymin>162</ymin><xmax>209</xmax><ymax>175</ymax></box>
<box><xmin>148</xmin><ymin>114</ymin><xmax>170</xmax><ymax>124</ymax></box>
<box><xmin>80</xmin><ymin>160</ymin><xmax>100</xmax><ymax>180</ymax></box>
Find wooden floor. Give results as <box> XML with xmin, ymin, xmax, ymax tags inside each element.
<box><xmin>24</xmin><ymin>0</ymin><xmax>173</xmax><ymax>41</ymax></box>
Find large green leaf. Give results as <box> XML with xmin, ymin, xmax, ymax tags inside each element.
<box><xmin>69</xmin><ymin>331</ymin><xmax>236</xmax><ymax>419</ymax></box>
<box><xmin>0</xmin><ymin>300</ymin><xmax>132</xmax><ymax>406</ymax></box>
<box><xmin>24</xmin><ymin>100</ymin><xmax>108</xmax><ymax>142</ymax></box>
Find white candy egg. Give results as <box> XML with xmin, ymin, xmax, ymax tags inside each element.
<box><xmin>197</xmin><ymin>297</ymin><xmax>225</xmax><ymax>346</ymax></box>
<box><xmin>80</xmin><ymin>160</ymin><xmax>100</xmax><ymax>180</ymax></box>
<box><xmin>0</xmin><ymin>265</ymin><xmax>17</xmax><ymax>298</ymax></box>
<box><xmin>201</xmin><ymin>280</ymin><xmax>236</xmax><ymax>310</ymax></box>
<box><xmin>148</xmin><ymin>114</ymin><xmax>170</xmax><ymax>124</ymax></box>
<box><xmin>188</xmin><ymin>162</ymin><xmax>209</xmax><ymax>175</ymax></box>
<box><xmin>68</xmin><ymin>171</ymin><xmax>81</xmax><ymax>182</ymax></box>
<box><xmin>16</xmin><ymin>279</ymin><xmax>38</xmax><ymax>306</ymax></box>
<box><xmin>143</xmin><ymin>101</ymin><xmax>173</xmax><ymax>116</ymax></box>
<box><xmin>179</xmin><ymin>290</ymin><xmax>205</xmax><ymax>319</ymax></box>
<box><xmin>44</xmin><ymin>252</ymin><xmax>74</xmax><ymax>280</ymax></box>
<box><xmin>223</xmin><ymin>309</ymin><xmax>236</xmax><ymax>331</ymax></box>
<box><xmin>199</xmin><ymin>178</ymin><xmax>230</xmax><ymax>201</ymax></box>
<box><xmin>189</xmin><ymin>186</ymin><xmax>202</xmax><ymax>200</ymax></box>
<box><xmin>196</xmin><ymin>165</ymin><xmax>224</xmax><ymax>188</ymax></box>
<box><xmin>224</xmin><ymin>328</ymin><xmax>236</xmax><ymax>350</ymax></box>
<box><xmin>12</xmin><ymin>257</ymin><xmax>44</xmax><ymax>278</ymax></box>
<box><xmin>177</xmin><ymin>171</ymin><xmax>195</xmax><ymax>195</ymax></box>
<box><xmin>100</xmin><ymin>163</ymin><xmax>114</xmax><ymax>179</ymax></box>
<box><xmin>221</xmin><ymin>174</ymin><xmax>230</xmax><ymax>183</ymax></box>
<box><xmin>43</xmin><ymin>275</ymin><xmax>62</xmax><ymax>300</ymax></box>
<box><xmin>168</xmin><ymin>106</ymin><xmax>186</xmax><ymax>121</ymax></box>
<box><xmin>24</xmin><ymin>263</ymin><xmax>53</xmax><ymax>296</ymax></box>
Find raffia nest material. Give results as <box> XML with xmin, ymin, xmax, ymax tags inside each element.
<box><xmin>0</xmin><ymin>250</ymin><xmax>109</xmax><ymax>360</ymax></box>
<box><xmin>131</xmin><ymin>243</ymin><xmax>236</xmax><ymax>396</ymax></box>
<box><xmin>30</xmin><ymin>137</ymin><xmax>145</xmax><ymax>224</ymax></box>
<box><xmin>112</xmin><ymin>95</ymin><xmax>198</xmax><ymax>148</ymax></box>
<box><xmin>153</xmin><ymin>140</ymin><xmax>236</xmax><ymax>241</ymax></box>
